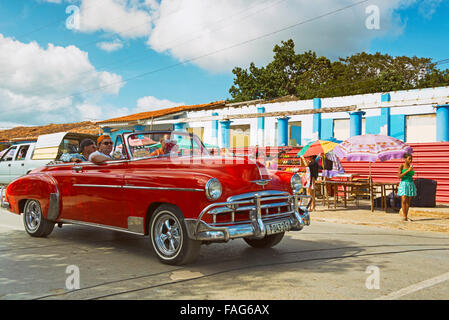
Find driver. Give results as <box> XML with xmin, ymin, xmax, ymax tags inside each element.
<box><xmin>89</xmin><ymin>135</ymin><xmax>113</xmax><ymax>164</ymax></box>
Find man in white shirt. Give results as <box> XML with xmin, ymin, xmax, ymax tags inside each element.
<box><xmin>89</xmin><ymin>135</ymin><xmax>113</xmax><ymax>164</ymax></box>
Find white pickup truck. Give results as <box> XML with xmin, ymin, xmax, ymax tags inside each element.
<box><xmin>0</xmin><ymin>131</ymin><xmax>98</xmax><ymax>185</ymax></box>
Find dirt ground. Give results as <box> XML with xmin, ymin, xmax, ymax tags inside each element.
<box><xmin>310</xmin><ymin>199</ymin><xmax>449</xmax><ymax>234</ymax></box>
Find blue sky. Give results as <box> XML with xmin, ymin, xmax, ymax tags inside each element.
<box><xmin>0</xmin><ymin>0</ymin><xmax>448</xmax><ymax>128</ymax></box>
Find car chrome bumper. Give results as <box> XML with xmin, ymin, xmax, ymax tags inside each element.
<box><xmin>0</xmin><ymin>186</ymin><xmax>10</xmax><ymax>210</ymax></box>
<box><xmin>185</xmin><ymin>191</ymin><xmax>311</xmax><ymax>242</ymax></box>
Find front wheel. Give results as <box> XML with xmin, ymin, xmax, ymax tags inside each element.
<box><xmin>149</xmin><ymin>204</ymin><xmax>201</xmax><ymax>265</ymax></box>
<box><xmin>23</xmin><ymin>199</ymin><xmax>54</xmax><ymax>237</ymax></box>
<box><xmin>244</xmin><ymin>232</ymin><xmax>285</xmax><ymax>248</ymax></box>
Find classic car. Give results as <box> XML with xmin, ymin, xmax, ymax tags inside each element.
<box><xmin>0</xmin><ymin>132</ymin><xmax>98</xmax><ymax>185</ymax></box>
<box><xmin>1</xmin><ymin>130</ymin><xmax>311</xmax><ymax>265</ymax></box>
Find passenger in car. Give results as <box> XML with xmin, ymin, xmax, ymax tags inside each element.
<box><xmin>89</xmin><ymin>135</ymin><xmax>113</xmax><ymax>164</ymax></box>
<box><xmin>149</xmin><ymin>135</ymin><xmax>177</xmax><ymax>157</ymax></box>
<box><xmin>149</xmin><ymin>137</ymin><xmax>167</xmax><ymax>157</ymax></box>
<box><xmin>60</xmin><ymin>139</ymin><xmax>96</xmax><ymax>163</ymax></box>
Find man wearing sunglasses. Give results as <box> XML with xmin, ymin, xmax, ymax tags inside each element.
<box><xmin>89</xmin><ymin>135</ymin><xmax>114</xmax><ymax>164</ymax></box>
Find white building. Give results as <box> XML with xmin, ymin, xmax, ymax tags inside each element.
<box><xmin>98</xmin><ymin>86</ymin><xmax>449</xmax><ymax>147</ymax></box>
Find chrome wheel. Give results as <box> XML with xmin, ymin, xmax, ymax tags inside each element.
<box><xmin>149</xmin><ymin>204</ymin><xmax>201</xmax><ymax>265</ymax></box>
<box><xmin>23</xmin><ymin>199</ymin><xmax>54</xmax><ymax>237</ymax></box>
<box><xmin>24</xmin><ymin>200</ymin><xmax>41</xmax><ymax>232</ymax></box>
<box><xmin>153</xmin><ymin>212</ymin><xmax>182</xmax><ymax>257</ymax></box>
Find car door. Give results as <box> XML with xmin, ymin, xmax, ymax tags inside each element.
<box><xmin>9</xmin><ymin>144</ymin><xmax>31</xmax><ymax>179</ymax></box>
<box><xmin>70</xmin><ymin>161</ymin><xmax>126</xmax><ymax>228</ymax></box>
<box><xmin>0</xmin><ymin>146</ymin><xmax>17</xmax><ymax>184</ymax></box>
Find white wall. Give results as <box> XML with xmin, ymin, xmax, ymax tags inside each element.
<box><xmin>183</xmin><ymin>86</ymin><xmax>449</xmax><ymax>146</ymax></box>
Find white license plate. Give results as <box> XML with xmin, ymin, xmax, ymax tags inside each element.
<box><xmin>266</xmin><ymin>220</ymin><xmax>290</xmax><ymax>235</ymax></box>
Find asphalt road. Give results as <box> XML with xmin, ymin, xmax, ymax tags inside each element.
<box><xmin>1</xmin><ymin>207</ymin><xmax>449</xmax><ymax>300</ymax></box>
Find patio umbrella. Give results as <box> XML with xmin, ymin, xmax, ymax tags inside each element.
<box><xmin>297</xmin><ymin>140</ymin><xmax>339</xmax><ymax>158</ymax></box>
<box><xmin>321</xmin><ymin>151</ymin><xmax>345</xmax><ymax>178</ymax></box>
<box><xmin>333</xmin><ymin>134</ymin><xmax>413</xmax><ymax>212</ymax></box>
<box><xmin>333</xmin><ymin>134</ymin><xmax>413</xmax><ymax>185</ymax></box>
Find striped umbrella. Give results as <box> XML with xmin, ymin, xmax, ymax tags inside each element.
<box><xmin>297</xmin><ymin>140</ymin><xmax>339</xmax><ymax>158</ymax></box>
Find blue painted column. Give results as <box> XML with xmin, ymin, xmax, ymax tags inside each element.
<box><xmin>257</xmin><ymin>107</ymin><xmax>265</xmax><ymax>147</ymax></box>
<box><xmin>436</xmin><ymin>105</ymin><xmax>449</xmax><ymax>142</ymax></box>
<box><xmin>220</xmin><ymin>120</ymin><xmax>232</xmax><ymax>148</ymax></box>
<box><xmin>313</xmin><ymin>98</ymin><xmax>322</xmax><ymax>140</ymax></box>
<box><xmin>277</xmin><ymin>117</ymin><xmax>290</xmax><ymax>146</ymax></box>
<box><xmin>349</xmin><ymin>111</ymin><xmax>365</xmax><ymax>136</ymax></box>
<box><xmin>174</xmin><ymin>122</ymin><xmax>186</xmax><ymax>131</ymax></box>
<box><xmin>380</xmin><ymin>93</ymin><xmax>391</xmax><ymax>136</ymax></box>
<box><xmin>211</xmin><ymin>112</ymin><xmax>219</xmax><ymax>146</ymax></box>
<box><xmin>134</xmin><ymin>125</ymin><xmax>145</xmax><ymax>131</ymax></box>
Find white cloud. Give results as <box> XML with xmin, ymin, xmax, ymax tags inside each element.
<box><xmin>0</xmin><ymin>34</ymin><xmax>124</xmax><ymax>127</ymax></box>
<box><xmin>144</xmin><ymin>0</ymin><xmax>433</xmax><ymax>72</ymax></box>
<box><xmin>97</xmin><ymin>38</ymin><xmax>124</xmax><ymax>52</ymax></box>
<box><xmin>136</xmin><ymin>96</ymin><xmax>184</xmax><ymax>112</ymax></box>
<box><xmin>39</xmin><ymin>0</ymin><xmax>442</xmax><ymax>72</ymax></box>
<box><xmin>417</xmin><ymin>0</ymin><xmax>443</xmax><ymax>19</ymax></box>
<box><xmin>78</xmin><ymin>0</ymin><xmax>152</xmax><ymax>38</ymax></box>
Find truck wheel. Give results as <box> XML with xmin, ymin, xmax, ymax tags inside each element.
<box><xmin>244</xmin><ymin>232</ymin><xmax>285</xmax><ymax>248</ymax></box>
<box><xmin>149</xmin><ymin>204</ymin><xmax>201</xmax><ymax>265</ymax></box>
<box><xmin>23</xmin><ymin>199</ymin><xmax>54</xmax><ymax>237</ymax></box>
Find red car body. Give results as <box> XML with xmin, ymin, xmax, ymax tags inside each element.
<box><xmin>1</xmin><ymin>131</ymin><xmax>311</xmax><ymax>265</ymax></box>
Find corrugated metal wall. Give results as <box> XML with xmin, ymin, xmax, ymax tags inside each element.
<box><xmin>228</xmin><ymin>142</ymin><xmax>449</xmax><ymax>204</ymax></box>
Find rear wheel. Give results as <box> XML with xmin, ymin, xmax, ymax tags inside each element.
<box><xmin>149</xmin><ymin>204</ymin><xmax>201</xmax><ymax>265</ymax></box>
<box><xmin>23</xmin><ymin>199</ymin><xmax>54</xmax><ymax>237</ymax></box>
<box><xmin>244</xmin><ymin>232</ymin><xmax>285</xmax><ymax>248</ymax></box>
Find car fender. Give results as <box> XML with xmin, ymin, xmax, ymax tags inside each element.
<box><xmin>5</xmin><ymin>173</ymin><xmax>60</xmax><ymax>220</ymax></box>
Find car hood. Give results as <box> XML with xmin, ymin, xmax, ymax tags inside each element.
<box><xmin>136</xmin><ymin>155</ymin><xmax>289</xmax><ymax>199</ymax></box>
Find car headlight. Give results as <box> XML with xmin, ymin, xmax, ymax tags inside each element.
<box><xmin>205</xmin><ymin>178</ymin><xmax>222</xmax><ymax>201</ymax></box>
<box><xmin>290</xmin><ymin>173</ymin><xmax>302</xmax><ymax>193</ymax></box>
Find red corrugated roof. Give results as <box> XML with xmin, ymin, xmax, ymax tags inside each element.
<box><xmin>96</xmin><ymin>100</ymin><xmax>226</xmax><ymax>125</ymax></box>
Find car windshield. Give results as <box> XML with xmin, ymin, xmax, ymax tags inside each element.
<box><xmin>126</xmin><ymin>131</ymin><xmax>209</xmax><ymax>159</ymax></box>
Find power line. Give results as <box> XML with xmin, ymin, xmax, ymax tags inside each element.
<box><xmin>28</xmin><ymin>0</ymin><xmax>372</xmax><ymax>107</ymax></box>
<box><xmin>0</xmin><ymin>0</ymin><xmax>227</xmax><ymax>77</ymax></box>
<box><xmin>10</xmin><ymin>0</ymin><xmax>290</xmax><ymax>97</ymax></box>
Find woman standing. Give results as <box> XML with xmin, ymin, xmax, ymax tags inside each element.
<box><xmin>305</xmin><ymin>155</ymin><xmax>319</xmax><ymax>211</ymax></box>
<box><xmin>398</xmin><ymin>153</ymin><xmax>417</xmax><ymax>221</ymax></box>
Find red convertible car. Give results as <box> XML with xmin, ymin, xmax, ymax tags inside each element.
<box><xmin>1</xmin><ymin>131</ymin><xmax>311</xmax><ymax>265</ymax></box>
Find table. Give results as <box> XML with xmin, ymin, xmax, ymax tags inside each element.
<box><xmin>316</xmin><ymin>180</ymin><xmax>399</xmax><ymax>212</ymax></box>
<box><xmin>372</xmin><ymin>181</ymin><xmax>399</xmax><ymax>212</ymax></box>
<box><xmin>316</xmin><ymin>180</ymin><xmax>371</xmax><ymax>209</ymax></box>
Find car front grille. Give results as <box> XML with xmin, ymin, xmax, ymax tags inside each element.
<box><xmin>208</xmin><ymin>190</ymin><xmax>294</xmax><ymax>227</ymax></box>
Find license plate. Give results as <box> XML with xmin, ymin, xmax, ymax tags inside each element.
<box><xmin>266</xmin><ymin>220</ymin><xmax>290</xmax><ymax>235</ymax></box>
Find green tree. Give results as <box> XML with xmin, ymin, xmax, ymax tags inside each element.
<box><xmin>228</xmin><ymin>39</ymin><xmax>449</xmax><ymax>102</ymax></box>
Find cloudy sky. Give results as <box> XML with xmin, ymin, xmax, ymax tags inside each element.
<box><xmin>0</xmin><ymin>0</ymin><xmax>447</xmax><ymax>128</ymax></box>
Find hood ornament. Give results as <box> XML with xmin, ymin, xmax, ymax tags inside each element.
<box><xmin>251</xmin><ymin>179</ymin><xmax>271</xmax><ymax>189</ymax></box>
